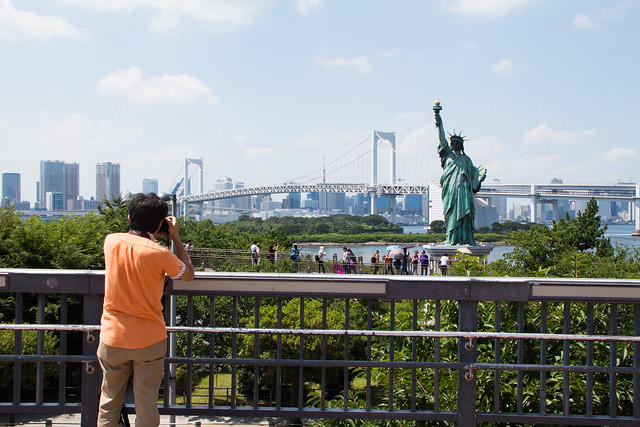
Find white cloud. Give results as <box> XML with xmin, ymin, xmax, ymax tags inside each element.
<box><xmin>523</xmin><ymin>124</ymin><xmax>595</xmax><ymax>145</ymax></box>
<box><xmin>57</xmin><ymin>0</ymin><xmax>274</xmax><ymax>31</ymax></box>
<box><xmin>96</xmin><ymin>67</ymin><xmax>218</xmax><ymax>104</ymax></box>
<box><xmin>296</xmin><ymin>0</ymin><xmax>322</xmax><ymax>15</ymax></box>
<box><xmin>0</xmin><ymin>0</ymin><xmax>86</xmax><ymax>40</ymax></box>
<box><xmin>380</xmin><ymin>48</ymin><xmax>400</xmax><ymax>58</ymax></box>
<box><xmin>604</xmin><ymin>147</ymin><xmax>637</xmax><ymax>160</ymax></box>
<box><xmin>442</xmin><ymin>0</ymin><xmax>528</xmax><ymax>18</ymax></box>
<box><xmin>492</xmin><ymin>59</ymin><xmax>513</xmax><ymax>75</ymax></box>
<box><xmin>572</xmin><ymin>13</ymin><xmax>597</xmax><ymax>29</ymax></box>
<box><xmin>315</xmin><ymin>56</ymin><xmax>373</xmax><ymax>74</ymax></box>
<box><xmin>462</xmin><ymin>42</ymin><xmax>476</xmax><ymax>49</ymax></box>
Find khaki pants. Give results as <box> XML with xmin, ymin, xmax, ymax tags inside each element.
<box><xmin>97</xmin><ymin>339</ymin><xmax>166</xmax><ymax>427</ymax></box>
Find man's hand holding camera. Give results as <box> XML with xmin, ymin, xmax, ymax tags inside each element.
<box><xmin>163</xmin><ymin>216</ymin><xmax>194</xmax><ymax>281</ymax></box>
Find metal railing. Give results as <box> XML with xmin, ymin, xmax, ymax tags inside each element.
<box><xmin>0</xmin><ymin>270</ymin><xmax>639</xmax><ymax>425</ymax></box>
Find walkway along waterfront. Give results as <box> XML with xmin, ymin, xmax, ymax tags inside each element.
<box><xmin>1</xmin><ymin>270</ymin><xmax>640</xmax><ymax>425</ymax></box>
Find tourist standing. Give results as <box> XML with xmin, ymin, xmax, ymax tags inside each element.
<box><xmin>342</xmin><ymin>247</ymin><xmax>350</xmax><ymax>274</ymax></box>
<box><xmin>371</xmin><ymin>249</ymin><xmax>380</xmax><ymax>274</ymax></box>
<box><xmin>412</xmin><ymin>250</ymin><xmax>420</xmax><ymax>275</ymax></box>
<box><xmin>401</xmin><ymin>249</ymin><xmax>409</xmax><ymax>275</ymax></box>
<box><xmin>317</xmin><ymin>245</ymin><xmax>326</xmax><ymax>273</ymax></box>
<box><xmin>348</xmin><ymin>249</ymin><xmax>357</xmax><ymax>274</ymax></box>
<box><xmin>420</xmin><ymin>250</ymin><xmax>429</xmax><ymax>275</ymax></box>
<box><xmin>250</xmin><ymin>241</ymin><xmax>260</xmax><ymax>266</ymax></box>
<box><xmin>384</xmin><ymin>251</ymin><xmax>393</xmax><ymax>275</ymax></box>
<box><xmin>267</xmin><ymin>244</ymin><xmax>277</xmax><ymax>263</ymax></box>
<box><xmin>440</xmin><ymin>254</ymin><xmax>450</xmax><ymax>276</ymax></box>
<box><xmin>290</xmin><ymin>244</ymin><xmax>301</xmax><ymax>272</ymax></box>
<box><xmin>98</xmin><ymin>193</ymin><xmax>194</xmax><ymax>425</ymax></box>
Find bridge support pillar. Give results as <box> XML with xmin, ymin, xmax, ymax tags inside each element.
<box><xmin>370</xmin><ymin>194</ymin><xmax>377</xmax><ymax>215</ymax></box>
<box><xmin>391</xmin><ymin>195</ymin><xmax>397</xmax><ymax>224</ymax></box>
<box><xmin>633</xmin><ymin>184</ymin><xmax>640</xmax><ymax>236</ymax></box>
<box><xmin>530</xmin><ymin>185</ymin><xmax>538</xmax><ymax>223</ymax></box>
<box><xmin>551</xmin><ymin>200</ymin><xmax>558</xmax><ymax>222</ymax></box>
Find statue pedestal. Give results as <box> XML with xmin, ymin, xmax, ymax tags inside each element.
<box><xmin>423</xmin><ymin>244</ymin><xmax>494</xmax><ymax>275</ymax></box>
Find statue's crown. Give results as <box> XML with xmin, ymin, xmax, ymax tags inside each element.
<box><xmin>448</xmin><ymin>130</ymin><xmax>466</xmax><ymax>143</ymax></box>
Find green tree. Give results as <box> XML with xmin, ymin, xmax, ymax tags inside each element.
<box><xmin>429</xmin><ymin>220</ymin><xmax>445</xmax><ymax>233</ymax></box>
<box><xmin>98</xmin><ymin>196</ymin><xmax>129</xmax><ymax>234</ymax></box>
<box><xmin>490</xmin><ymin>199</ymin><xmax>618</xmax><ymax>277</ymax></box>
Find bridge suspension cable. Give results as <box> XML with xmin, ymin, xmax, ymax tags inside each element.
<box><xmin>286</xmin><ymin>134</ymin><xmax>371</xmax><ymax>184</ymax></box>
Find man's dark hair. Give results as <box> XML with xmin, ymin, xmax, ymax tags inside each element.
<box><xmin>128</xmin><ymin>193</ymin><xmax>168</xmax><ymax>234</ymax></box>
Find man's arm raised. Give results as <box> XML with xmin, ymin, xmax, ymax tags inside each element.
<box><xmin>166</xmin><ymin>216</ymin><xmax>195</xmax><ymax>281</ymax></box>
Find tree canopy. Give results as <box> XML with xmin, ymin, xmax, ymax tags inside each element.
<box><xmin>485</xmin><ymin>199</ymin><xmax>640</xmax><ymax>278</ymax></box>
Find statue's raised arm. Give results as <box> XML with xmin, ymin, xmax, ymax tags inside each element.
<box><xmin>434</xmin><ymin>101</ymin><xmax>451</xmax><ymax>166</ymax></box>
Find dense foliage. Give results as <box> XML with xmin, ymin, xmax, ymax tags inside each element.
<box><xmin>487</xmin><ymin>199</ymin><xmax>640</xmax><ymax>278</ymax></box>
<box><xmin>226</xmin><ymin>214</ymin><xmax>402</xmax><ymax>235</ymax></box>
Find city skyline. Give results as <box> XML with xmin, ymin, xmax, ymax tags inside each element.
<box><xmin>1</xmin><ymin>1</ymin><xmax>639</xmax><ymax>203</ymax></box>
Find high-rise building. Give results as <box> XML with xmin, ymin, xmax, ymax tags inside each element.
<box><xmin>2</xmin><ymin>173</ymin><xmax>20</xmax><ymax>206</ymax></box>
<box><xmin>40</xmin><ymin>160</ymin><xmax>64</xmax><ymax>209</ymax></box>
<box><xmin>287</xmin><ymin>192</ymin><xmax>301</xmax><ymax>209</ymax></box>
<box><xmin>427</xmin><ymin>182</ymin><xmax>444</xmax><ymax>223</ymax></box>
<box><xmin>39</xmin><ymin>160</ymin><xmax>80</xmax><ymax>209</ymax></box>
<box><xmin>403</xmin><ymin>194</ymin><xmax>422</xmax><ymax>215</ymax></box>
<box><xmin>214</xmin><ymin>176</ymin><xmax>233</xmax><ymax>209</ymax></box>
<box><xmin>143</xmin><ymin>178</ymin><xmax>158</xmax><ymax>194</ymax></box>
<box><xmin>64</xmin><ymin>162</ymin><xmax>79</xmax><ymax>205</ymax></box>
<box><xmin>45</xmin><ymin>191</ymin><xmax>64</xmax><ymax>211</ymax></box>
<box><xmin>319</xmin><ymin>192</ymin><xmax>345</xmax><ymax>212</ymax></box>
<box><xmin>234</xmin><ymin>182</ymin><xmax>251</xmax><ymax>210</ymax></box>
<box><xmin>96</xmin><ymin>162</ymin><xmax>121</xmax><ymax>201</ymax></box>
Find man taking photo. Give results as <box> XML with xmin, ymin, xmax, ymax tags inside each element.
<box><xmin>97</xmin><ymin>193</ymin><xmax>194</xmax><ymax>426</ymax></box>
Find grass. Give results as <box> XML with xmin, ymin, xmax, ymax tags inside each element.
<box><xmin>174</xmin><ymin>373</ymin><xmax>240</xmax><ymax>406</ymax></box>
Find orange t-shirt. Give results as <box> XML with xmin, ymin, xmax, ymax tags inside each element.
<box><xmin>100</xmin><ymin>233</ymin><xmax>185</xmax><ymax>349</ymax></box>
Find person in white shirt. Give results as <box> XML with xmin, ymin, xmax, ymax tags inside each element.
<box><xmin>440</xmin><ymin>254</ymin><xmax>450</xmax><ymax>276</ymax></box>
<box><xmin>250</xmin><ymin>241</ymin><xmax>260</xmax><ymax>266</ymax></box>
<box><xmin>317</xmin><ymin>245</ymin><xmax>327</xmax><ymax>273</ymax></box>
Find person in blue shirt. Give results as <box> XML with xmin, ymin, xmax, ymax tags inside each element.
<box><xmin>290</xmin><ymin>243</ymin><xmax>301</xmax><ymax>272</ymax></box>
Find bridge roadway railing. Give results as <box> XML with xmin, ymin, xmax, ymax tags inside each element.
<box><xmin>1</xmin><ymin>270</ymin><xmax>640</xmax><ymax>425</ymax></box>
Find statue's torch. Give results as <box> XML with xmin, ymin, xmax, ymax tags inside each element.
<box><xmin>433</xmin><ymin>98</ymin><xmax>442</xmax><ymax>127</ymax></box>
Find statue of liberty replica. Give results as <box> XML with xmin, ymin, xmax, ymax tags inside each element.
<box><xmin>433</xmin><ymin>100</ymin><xmax>487</xmax><ymax>245</ymax></box>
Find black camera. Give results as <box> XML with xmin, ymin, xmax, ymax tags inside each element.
<box><xmin>159</xmin><ymin>218</ymin><xmax>169</xmax><ymax>234</ymax></box>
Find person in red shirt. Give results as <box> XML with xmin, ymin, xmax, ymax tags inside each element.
<box><xmin>97</xmin><ymin>193</ymin><xmax>194</xmax><ymax>426</ymax></box>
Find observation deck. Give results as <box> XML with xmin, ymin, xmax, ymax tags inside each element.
<box><xmin>1</xmin><ymin>269</ymin><xmax>640</xmax><ymax>425</ymax></box>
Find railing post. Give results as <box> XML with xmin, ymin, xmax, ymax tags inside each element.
<box><xmin>81</xmin><ymin>285</ymin><xmax>102</xmax><ymax>426</ymax></box>
<box><xmin>458</xmin><ymin>300</ymin><xmax>478</xmax><ymax>427</ymax></box>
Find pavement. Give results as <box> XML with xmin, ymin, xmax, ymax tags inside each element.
<box><xmin>1</xmin><ymin>414</ymin><xmax>278</xmax><ymax>426</ymax></box>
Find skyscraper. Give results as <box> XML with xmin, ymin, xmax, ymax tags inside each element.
<box><xmin>214</xmin><ymin>176</ymin><xmax>233</xmax><ymax>209</ymax></box>
<box><xmin>39</xmin><ymin>160</ymin><xmax>64</xmax><ymax>209</ymax></box>
<box><xmin>45</xmin><ymin>191</ymin><xmax>64</xmax><ymax>211</ymax></box>
<box><xmin>96</xmin><ymin>162</ymin><xmax>121</xmax><ymax>201</ymax></box>
<box><xmin>64</xmin><ymin>162</ymin><xmax>79</xmax><ymax>208</ymax></box>
<box><xmin>39</xmin><ymin>160</ymin><xmax>80</xmax><ymax>209</ymax></box>
<box><xmin>143</xmin><ymin>178</ymin><xmax>158</xmax><ymax>194</ymax></box>
<box><xmin>2</xmin><ymin>173</ymin><xmax>20</xmax><ymax>206</ymax></box>
<box><xmin>234</xmin><ymin>181</ymin><xmax>250</xmax><ymax>210</ymax></box>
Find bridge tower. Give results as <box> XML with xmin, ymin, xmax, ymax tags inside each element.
<box><xmin>183</xmin><ymin>158</ymin><xmax>204</xmax><ymax>218</ymax></box>
<box><xmin>634</xmin><ymin>183</ymin><xmax>640</xmax><ymax>236</ymax></box>
<box><xmin>370</xmin><ymin>131</ymin><xmax>397</xmax><ymax>220</ymax></box>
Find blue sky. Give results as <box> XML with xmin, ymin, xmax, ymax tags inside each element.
<box><xmin>1</xmin><ymin>0</ymin><xmax>638</xmax><ymax>202</ymax></box>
